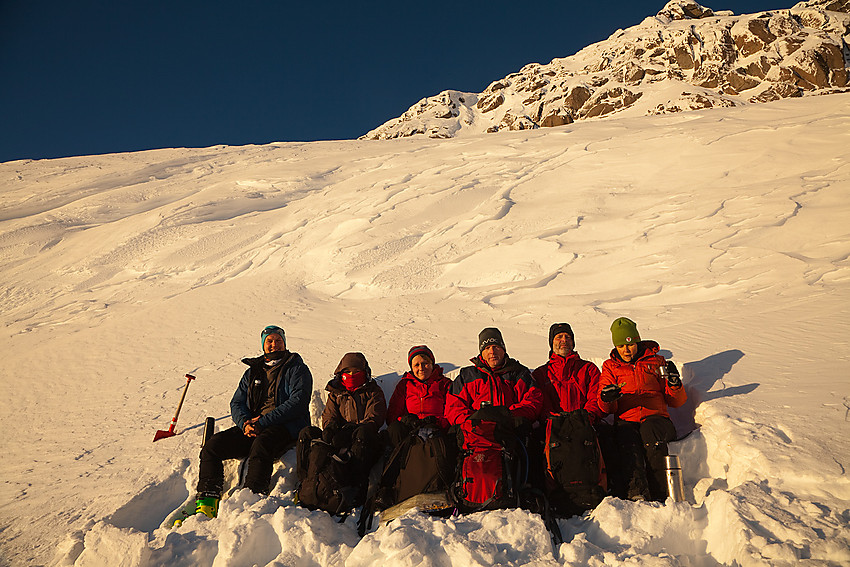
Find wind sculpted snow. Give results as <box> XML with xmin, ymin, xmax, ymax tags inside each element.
<box><xmin>1</xmin><ymin>94</ymin><xmax>849</xmax><ymax>566</ymax></box>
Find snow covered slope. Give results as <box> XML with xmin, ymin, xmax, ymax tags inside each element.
<box><xmin>363</xmin><ymin>0</ymin><xmax>850</xmax><ymax>139</ymax></box>
<box><xmin>1</xmin><ymin>93</ymin><xmax>849</xmax><ymax>566</ymax></box>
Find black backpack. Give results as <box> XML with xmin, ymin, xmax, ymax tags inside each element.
<box><xmin>296</xmin><ymin>432</ymin><xmax>365</xmax><ymax>517</ymax></box>
<box><xmin>378</xmin><ymin>427</ymin><xmax>455</xmax><ymax>509</ymax></box>
<box><xmin>542</xmin><ymin>409</ymin><xmax>607</xmax><ymax>517</ymax></box>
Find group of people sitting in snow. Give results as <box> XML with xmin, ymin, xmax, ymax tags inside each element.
<box><xmin>188</xmin><ymin>318</ymin><xmax>687</xmax><ymax>527</ymax></box>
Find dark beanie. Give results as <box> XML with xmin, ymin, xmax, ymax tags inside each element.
<box><xmin>478</xmin><ymin>327</ymin><xmax>505</xmax><ymax>353</ymax></box>
<box><xmin>334</xmin><ymin>352</ymin><xmax>371</xmax><ymax>378</ymax></box>
<box><xmin>548</xmin><ymin>323</ymin><xmax>574</xmax><ymax>348</ymax></box>
<box><xmin>407</xmin><ymin>345</ymin><xmax>435</xmax><ymax>367</ymax></box>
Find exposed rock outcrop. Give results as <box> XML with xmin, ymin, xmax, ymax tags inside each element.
<box><xmin>362</xmin><ymin>0</ymin><xmax>850</xmax><ymax>140</ymax></box>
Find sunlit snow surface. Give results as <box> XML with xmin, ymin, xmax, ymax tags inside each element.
<box><xmin>1</xmin><ymin>94</ymin><xmax>849</xmax><ymax>566</ymax></box>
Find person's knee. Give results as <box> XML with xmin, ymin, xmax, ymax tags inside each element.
<box><xmin>353</xmin><ymin>423</ymin><xmax>378</xmax><ymax>443</ymax></box>
<box><xmin>386</xmin><ymin>421</ymin><xmax>407</xmax><ymax>446</ymax></box>
<box><xmin>247</xmin><ymin>443</ymin><xmax>273</xmax><ymax>463</ymax></box>
<box><xmin>613</xmin><ymin>421</ymin><xmax>643</xmax><ymax>450</ymax></box>
<box><xmin>299</xmin><ymin>425</ymin><xmax>321</xmax><ymax>443</ymax></box>
<box><xmin>351</xmin><ymin>424</ymin><xmax>380</xmax><ymax>462</ymax></box>
<box><xmin>643</xmin><ymin>440</ymin><xmax>668</xmax><ymax>459</ymax></box>
<box><xmin>200</xmin><ymin>431</ymin><xmax>228</xmax><ymax>460</ymax></box>
<box><xmin>639</xmin><ymin>416</ymin><xmax>675</xmax><ymax>445</ymax></box>
<box><xmin>249</xmin><ymin>430</ymin><xmax>290</xmax><ymax>461</ymax></box>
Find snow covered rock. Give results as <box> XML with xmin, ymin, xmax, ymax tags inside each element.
<box><xmin>656</xmin><ymin>0</ymin><xmax>716</xmax><ymax>22</ymax></box>
<box><xmin>362</xmin><ymin>1</ymin><xmax>850</xmax><ymax>139</ymax></box>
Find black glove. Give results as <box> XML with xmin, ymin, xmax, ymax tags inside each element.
<box><xmin>600</xmin><ymin>383</ymin><xmax>623</xmax><ymax>403</ymax></box>
<box><xmin>470</xmin><ymin>404</ymin><xmax>512</xmax><ymax>425</ymax></box>
<box><xmin>399</xmin><ymin>413</ymin><xmax>420</xmax><ymax>429</ymax></box>
<box><xmin>321</xmin><ymin>421</ymin><xmax>340</xmax><ymax>444</ymax></box>
<box><xmin>666</xmin><ymin>361</ymin><xmax>682</xmax><ymax>388</ymax></box>
<box><xmin>323</xmin><ymin>421</ymin><xmax>354</xmax><ymax>449</ymax></box>
<box><xmin>420</xmin><ymin>415</ymin><xmax>438</xmax><ymax>428</ymax></box>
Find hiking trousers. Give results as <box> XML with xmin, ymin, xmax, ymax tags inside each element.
<box><xmin>197</xmin><ymin>424</ymin><xmax>295</xmax><ymax>496</ymax></box>
<box><xmin>598</xmin><ymin>415</ymin><xmax>676</xmax><ymax>501</ymax></box>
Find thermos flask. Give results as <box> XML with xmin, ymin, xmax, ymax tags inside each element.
<box><xmin>665</xmin><ymin>455</ymin><xmax>686</xmax><ymax>502</ymax></box>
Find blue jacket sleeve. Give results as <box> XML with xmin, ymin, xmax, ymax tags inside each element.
<box><xmin>256</xmin><ymin>355</ymin><xmax>313</xmax><ymax>430</ymax></box>
<box><xmin>230</xmin><ymin>368</ymin><xmax>254</xmax><ymax>430</ymax></box>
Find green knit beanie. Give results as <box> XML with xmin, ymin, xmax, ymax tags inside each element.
<box><xmin>610</xmin><ymin>317</ymin><xmax>640</xmax><ymax>346</ymax></box>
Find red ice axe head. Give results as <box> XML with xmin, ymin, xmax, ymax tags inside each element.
<box><xmin>154</xmin><ymin>374</ymin><xmax>196</xmax><ymax>442</ymax></box>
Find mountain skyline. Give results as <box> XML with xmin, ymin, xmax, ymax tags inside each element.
<box><xmin>2</xmin><ymin>0</ymin><xmax>797</xmax><ymax>163</ymax></box>
<box><xmin>364</xmin><ymin>0</ymin><xmax>850</xmax><ymax>139</ymax></box>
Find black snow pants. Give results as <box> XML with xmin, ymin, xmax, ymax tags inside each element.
<box><xmin>197</xmin><ymin>425</ymin><xmax>295</xmax><ymax>496</ymax></box>
<box><xmin>597</xmin><ymin>415</ymin><xmax>677</xmax><ymax>502</ymax></box>
<box><xmin>297</xmin><ymin>422</ymin><xmax>382</xmax><ymax>485</ymax></box>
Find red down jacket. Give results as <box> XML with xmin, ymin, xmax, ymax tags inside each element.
<box><xmin>532</xmin><ymin>351</ymin><xmax>603</xmax><ymax>422</ymax></box>
<box><xmin>598</xmin><ymin>340</ymin><xmax>686</xmax><ymax>423</ymax></box>
<box><xmin>445</xmin><ymin>356</ymin><xmax>543</xmax><ymax>425</ymax></box>
<box><xmin>386</xmin><ymin>365</ymin><xmax>451</xmax><ymax>429</ymax></box>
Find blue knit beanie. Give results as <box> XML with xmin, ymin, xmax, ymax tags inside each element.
<box><xmin>261</xmin><ymin>325</ymin><xmax>286</xmax><ymax>349</ymax></box>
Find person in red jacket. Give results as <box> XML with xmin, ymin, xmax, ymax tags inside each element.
<box><xmin>386</xmin><ymin>345</ymin><xmax>451</xmax><ymax>442</ymax></box>
<box><xmin>529</xmin><ymin>323</ymin><xmax>605</xmax><ymax>504</ymax></box>
<box><xmin>445</xmin><ymin>327</ymin><xmax>542</xmax><ymax>427</ymax></box>
<box><xmin>598</xmin><ymin>317</ymin><xmax>687</xmax><ymax>501</ymax></box>
<box><xmin>374</xmin><ymin>345</ymin><xmax>455</xmax><ymax>509</ymax></box>
<box><xmin>444</xmin><ymin>328</ymin><xmax>542</xmax><ymax>512</ymax></box>
<box><xmin>532</xmin><ymin>322</ymin><xmax>603</xmax><ymax>422</ymax></box>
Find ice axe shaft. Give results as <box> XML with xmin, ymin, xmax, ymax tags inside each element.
<box><xmin>154</xmin><ymin>374</ymin><xmax>196</xmax><ymax>442</ymax></box>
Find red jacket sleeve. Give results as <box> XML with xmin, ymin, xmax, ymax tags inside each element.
<box><xmin>432</xmin><ymin>378</ymin><xmax>451</xmax><ymax>429</ymax></box>
<box><xmin>531</xmin><ymin>365</ymin><xmax>556</xmax><ymax>418</ymax></box>
<box><xmin>581</xmin><ymin>362</ymin><xmax>604</xmax><ymax>420</ymax></box>
<box><xmin>598</xmin><ymin>360</ymin><xmax>618</xmax><ymax>416</ymax></box>
<box><xmin>508</xmin><ymin>375</ymin><xmax>543</xmax><ymax>423</ymax></box>
<box><xmin>664</xmin><ymin>381</ymin><xmax>687</xmax><ymax>408</ymax></box>
<box><xmin>444</xmin><ymin>386</ymin><xmax>474</xmax><ymax>425</ymax></box>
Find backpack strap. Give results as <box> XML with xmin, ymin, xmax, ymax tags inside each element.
<box><xmin>530</xmin><ymin>487</ymin><xmax>564</xmax><ymax>545</ymax></box>
<box><xmin>357</xmin><ymin>495</ymin><xmax>376</xmax><ymax>537</ymax></box>
<box><xmin>379</xmin><ymin>433</ymin><xmax>415</xmax><ymax>485</ymax></box>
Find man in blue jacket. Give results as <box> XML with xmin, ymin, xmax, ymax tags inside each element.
<box><xmin>193</xmin><ymin>325</ymin><xmax>312</xmax><ymax>518</ymax></box>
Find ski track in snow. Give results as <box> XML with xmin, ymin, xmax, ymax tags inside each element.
<box><xmin>1</xmin><ymin>94</ymin><xmax>849</xmax><ymax>566</ymax></box>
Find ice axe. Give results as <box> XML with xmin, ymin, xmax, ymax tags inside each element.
<box><xmin>154</xmin><ymin>374</ymin><xmax>196</xmax><ymax>442</ymax></box>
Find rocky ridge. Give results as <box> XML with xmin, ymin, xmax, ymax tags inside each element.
<box><xmin>362</xmin><ymin>0</ymin><xmax>850</xmax><ymax>139</ymax></box>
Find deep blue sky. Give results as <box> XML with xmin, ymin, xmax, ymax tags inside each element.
<box><xmin>1</xmin><ymin>0</ymin><xmax>791</xmax><ymax>163</ymax></box>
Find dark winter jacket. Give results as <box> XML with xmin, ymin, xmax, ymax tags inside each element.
<box><xmin>598</xmin><ymin>340</ymin><xmax>687</xmax><ymax>423</ymax></box>
<box><xmin>230</xmin><ymin>351</ymin><xmax>313</xmax><ymax>438</ymax></box>
<box><xmin>445</xmin><ymin>356</ymin><xmax>543</xmax><ymax>425</ymax></box>
<box><xmin>322</xmin><ymin>378</ymin><xmax>387</xmax><ymax>430</ymax></box>
<box><xmin>386</xmin><ymin>366</ymin><xmax>451</xmax><ymax>429</ymax></box>
<box><xmin>532</xmin><ymin>351</ymin><xmax>603</xmax><ymax>422</ymax></box>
